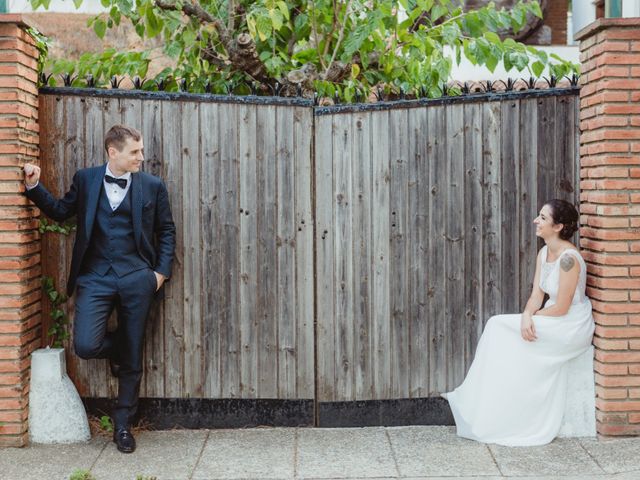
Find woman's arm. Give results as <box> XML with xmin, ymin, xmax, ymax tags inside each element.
<box><xmin>524</xmin><ymin>250</ymin><xmax>545</xmax><ymax>315</ymax></box>
<box><xmin>535</xmin><ymin>252</ymin><xmax>580</xmax><ymax>317</ymax></box>
<box><xmin>521</xmin><ymin>250</ymin><xmax>545</xmax><ymax>341</ymax></box>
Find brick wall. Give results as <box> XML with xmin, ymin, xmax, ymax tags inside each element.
<box><xmin>0</xmin><ymin>15</ymin><xmax>41</xmax><ymax>447</ymax></box>
<box><xmin>577</xmin><ymin>18</ymin><xmax>640</xmax><ymax>436</ymax></box>
<box><xmin>545</xmin><ymin>0</ymin><xmax>568</xmax><ymax>45</ymax></box>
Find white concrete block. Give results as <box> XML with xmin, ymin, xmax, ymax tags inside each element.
<box><xmin>558</xmin><ymin>345</ymin><xmax>596</xmax><ymax>438</ymax></box>
<box><xmin>28</xmin><ymin>348</ymin><xmax>91</xmax><ymax>444</ymax></box>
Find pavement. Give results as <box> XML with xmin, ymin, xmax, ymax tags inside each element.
<box><xmin>1</xmin><ymin>426</ymin><xmax>640</xmax><ymax>480</ymax></box>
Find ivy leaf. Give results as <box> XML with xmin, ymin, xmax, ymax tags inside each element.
<box><xmin>145</xmin><ymin>7</ymin><xmax>162</xmax><ymax>37</ymax></box>
<box><xmin>531</xmin><ymin>60</ymin><xmax>545</xmax><ymax>78</ymax></box>
<box><xmin>93</xmin><ymin>18</ymin><xmax>107</xmax><ymax>39</ymax></box>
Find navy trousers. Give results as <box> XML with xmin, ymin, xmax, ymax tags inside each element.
<box><xmin>73</xmin><ymin>267</ymin><xmax>157</xmax><ymax>428</ymax></box>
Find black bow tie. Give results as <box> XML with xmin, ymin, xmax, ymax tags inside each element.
<box><xmin>105</xmin><ymin>175</ymin><xmax>128</xmax><ymax>189</ymax></box>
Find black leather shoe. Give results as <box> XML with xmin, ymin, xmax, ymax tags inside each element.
<box><xmin>113</xmin><ymin>427</ymin><xmax>136</xmax><ymax>453</ymax></box>
<box><xmin>109</xmin><ymin>359</ymin><xmax>121</xmax><ymax>378</ymax></box>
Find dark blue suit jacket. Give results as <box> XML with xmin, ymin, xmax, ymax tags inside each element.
<box><xmin>26</xmin><ymin>164</ymin><xmax>176</xmax><ymax>296</ymax></box>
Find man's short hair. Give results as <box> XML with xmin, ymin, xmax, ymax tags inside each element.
<box><xmin>104</xmin><ymin>125</ymin><xmax>142</xmax><ymax>153</ymax></box>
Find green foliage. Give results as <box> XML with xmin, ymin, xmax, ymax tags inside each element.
<box><xmin>135</xmin><ymin>476</ymin><xmax>159</xmax><ymax>480</ymax></box>
<box><xmin>32</xmin><ymin>0</ymin><xmax>579</xmax><ymax>100</ymax></box>
<box><xmin>99</xmin><ymin>415</ymin><xmax>114</xmax><ymax>432</ymax></box>
<box><xmin>42</xmin><ymin>276</ymin><xmax>70</xmax><ymax>348</ymax></box>
<box><xmin>39</xmin><ymin>218</ymin><xmax>77</xmax><ymax>236</ymax></box>
<box><xmin>69</xmin><ymin>470</ymin><xmax>95</xmax><ymax>480</ymax></box>
<box><xmin>26</xmin><ymin>27</ymin><xmax>50</xmax><ymax>84</ymax></box>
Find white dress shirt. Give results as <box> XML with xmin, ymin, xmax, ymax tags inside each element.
<box><xmin>104</xmin><ymin>164</ymin><xmax>132</xmax><ymax>211</ymax></box>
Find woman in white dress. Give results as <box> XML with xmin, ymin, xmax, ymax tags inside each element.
<box><xmin>444</xmin><ymin>199</ymin><xmax>595</xmax><ymax>446</ymax></box>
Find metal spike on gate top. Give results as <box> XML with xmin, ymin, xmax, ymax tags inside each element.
<box><xmin>526</xmin><ymin>77</ymin><xmax>536</xmax><ymax>89</ymax></box>
<box><xmin>296</xmin><ymin>84</ymin><xmax>303</xmax><ymax>97</ymax></box>
<box><xmin>250</xmin><ymin>82</ymin><xmax>259</xmax><ymax>95</ymax></box>
<box><xmin>85</xmin><ymin>74</ymin><xmax>96</xmax><ymax>88</ymax></box>
<box><xmin>156</xmin><ymin>78</ymin><xmax>167</xmax><ymax>91</ymax></box>
<box><xmin>440</xmin><ymin>83</ymin><xmax>449</xmax><ymax>97</ymax></box>
<box><xmin>333</xmin><ymin>92</ymin><xmax>341</xmax><ymax>104</ymax></box>
<box><xmin>179</xmin><ymin>78</ymin><xmax>188</xmax><ymax>91</ymax></box>
<box><xmin>462</xmin><ymin>82</ymin><xmax>471</xmax><ymax>94</ymax></box>
<box><xmin>132</xmin><ymin>76</ymin><xmax>146</xmax><ymax>89</ymax></box>
<box><xmin>568</xmin><ymin>73</ymin><xmax>580</xmax><ymax>87</ymax></box>
<box><xmin>505</xmin><ymin>78</ymin><xmax>515</xmax><ymax>91</ymax></box>
<box><xmin>205</xmin><ymin>81</ymin><xmax>213</xmax><ymax>93</ymax></box>
<box><xmin>354</xmin><ymin>89</ymin><xmax>361</xmax><ymax>103</ymax></box>
<box><xmin>39</xmin><ymin>72</ymin><xmax>53</xmax><ymax>87</ymax></box>
<box><xmin>543</xmin><ymin>75</ymin><xmax>557</xmax><ymax>88</ymax></box>
<box><xmin>313</xmin><ymin>92</ymin><xmax>319</xmax><ymax>106</ymax></box>
<box><xmin>274</xmin><ymin>81</ymin><xmax>282</xmax><ymax>96</ymax></box>
<box><xmin>61</xmin><ymin>73</ymin><xmax>77</xmax><ymax>87</ymax></box>
<box><xmin>226</xmin><ymin>82</ymin><xmax>235</xmax><ymax>95</ymax></box>
<box><xmin>399</xmin><ymin>88</ymin><xmax>406</xmax><ymax>100</ymax></box>
<box><xmin>485</xmin><ymin>80</ymin><xmax>495</xmax><ymax>92</ymax></box>
<box><xmin>110</xmin><ymin>75</ymin><xmax>124</xmax><ymax>89</ymax></box>
<box><xmin>375</xmin><ymin>87</ymin><xmax>384</xmax><ymax>102</ymax></box>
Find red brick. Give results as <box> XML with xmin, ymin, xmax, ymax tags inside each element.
<box><xmin>597</xmin><ymin>411</ymin><xmax>629</xmax><ymax>423</ymax></box>
<box><xmin>588</xmin><ymin>277</ymin><xmax>637</xmax><ymax>289</ymax></box>
<box><xmin>596</xmin><ymin>326</ymin><xmax>640</xmax><ymax>338</ymax></box>
<box><xmin>596</xmin><ymin>399</ymin><xmax>640</xmax><ymax>411</ymax></box>
<box><xmin>588</xmin><ymin>287</ymin><xmax>629</xmax><ymax>301</ymax></box>
<box><xmin>595</xmin><ymin>360</ymin><xmax>628</xmax><ymax>375</ymax></box>
<box><xmin>594</xmin><ymin>337</ymin><xmax>629</xmax><ymax>350</ymax></box>
<box><xmin>596</xmin><ymin>386</ymin><xmax>628</xmax><ymax>399</ymax></box>
<box><xmin>596</xmin><ymin>350</ymin><xmax>640</xmax><ymax>363</ymax></box>
<box><xmin>598</xmin><ymin>423</ymin><xmax>640</xmax><ymax>436</ymax></box>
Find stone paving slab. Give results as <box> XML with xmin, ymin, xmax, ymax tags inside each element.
<box><xmin>386</xmin><ymin>426</ymin><xmax>501</xmax><ymax>477</ymax></box>
<box><xmin>580</xmin><ymin>437</ymin><xmax>640</xmax><ymax>474</ymax></box>
<box><xmin>192</xmin><ymin>427</ymin><xmax>295</xmax><ymax>480</ymax></box>
<box><xmin>296</xmin><ymin>427</ymin><xmax>397</xmax><ymax>479</ymax></box>
<box><xmin>489</xmin><ymin>438</ymin><xmax>605</xmax><ymax>477</ymax></box>
<box><xmin>0</xmin><ymin>437</ymin><xmax>107</xmax><ymax>480</ymax></box>
<box><xmin>90</xmin><ymin>430</ymin><xmax>208</xmax><ymax>480</ymax></box>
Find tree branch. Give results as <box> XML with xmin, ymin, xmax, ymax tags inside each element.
<box><xmin>323</xmin><ymin>0</ymin><xmax>353</xmax><ymax>80</ymax></box>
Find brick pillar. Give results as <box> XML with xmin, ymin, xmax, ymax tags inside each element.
<box><xmin>0</xmin><ymin>15</ymin><xmax>41</xmax><ymax>447</ymax></box>
<box><xmin>577</xmin><ymin>18</ymin><xmax>640</xmax><ymax>436</ymax></box>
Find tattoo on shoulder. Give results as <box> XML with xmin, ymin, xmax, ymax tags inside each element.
<box><xmin>560</xmin><ymin>255</ymin><xmax>575</xmax><ymax>272</ymax></box>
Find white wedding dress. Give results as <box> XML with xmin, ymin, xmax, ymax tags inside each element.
<box><xmin>445</xmin><ymin>246</ymin><xmax>595</xmax><ymax>446</ymax></box>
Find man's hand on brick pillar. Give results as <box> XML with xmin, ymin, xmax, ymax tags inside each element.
<box><xmin>23</xmin><ymin>163</ymin><xmax>40</xmax><ymax>188</ymax></box>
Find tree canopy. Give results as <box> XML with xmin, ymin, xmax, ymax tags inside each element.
<box><xmin>32</xmin><ymin>0</ymin><xmax>579</xmax><ymax>101</ymax></box>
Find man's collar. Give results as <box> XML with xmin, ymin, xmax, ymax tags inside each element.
<box><xmin>105</xmin><ymin>163</ymin><xmax>132</xmax><ymax>181</ymax></box>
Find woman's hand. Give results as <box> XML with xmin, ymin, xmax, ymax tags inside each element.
<box><xmin>521</xmin><ymin>312</ymin><xmax>537</xmax><ymax>342</ymax></box>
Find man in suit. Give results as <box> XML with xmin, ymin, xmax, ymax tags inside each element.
<box><xmin>23</xmin><ymin>124</ymin><xmax>176</xmax><ymax>453</ymax></box>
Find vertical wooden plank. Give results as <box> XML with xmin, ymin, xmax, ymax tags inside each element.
<box><xmin>64</xmin><ymin>96</ymin><xmax>87</xmax><ymax>395</ymax></box>
<box><xmin>555</xmin><ymin>95</ymin><xmax>577</xmax><ymax>203</ymax></box>
<box><xmin>519</xmin><ymin>99</ymin><xmax>538</xmax><ymax>309</ymax></box>
<box><xmin>408</xmin><ymin>106</ymin><xmax>428</xmax><ymax>397</ymax></box>
<box><xmin>427</xmin><ymin>105</ymin><xmax>447</xmax><ymax>394</ymax></box>
<box><xmin>91</xmin><ymin>96</ymin><xmax>114</xmax><ymax>398</ymax></box>
<box><xmin>161</xmin><ymin>100</ymin><xmax>184</xmax><ymax>398</ymax></box>
<box><xmin>333</xmin><ymin>113</ymin><xmax>354</xmax><ymax>401</ymax></box>
<box><xmin>463</xmin><ymin>102</ymin><xmax>483</xmax><ymax>367</ymax></box>
<box><xmin>500</xmin><ymin>99</ymin><xmax>520</xmax><ymax>314</ymax></box>
<box><xmin>294</xmin><ymin>107</ymin><xmax>315</xmax><ymax>399</ymax></box>
<box><xmin>140</xmin><ymin>98</ymin><xmax>165</xmax><ymax>398</ymax></box>
<box><xmin>370</xmin><ymin>110</ymin><xmax>390</xmax><ymax>399</ymax></box>
<box><xmin>446</xmin><ymin>104</ymin><xmax>465</xmax><ymax>389</ymax></box>
<box><xmin>315</xmin><ymin>114</ymin><xmax>335</xmax><ymax>401</ymax></box>
<box><xmin>200</xmin><ymin>102</ymin><xmax>221</xmax><ymax>399</ymax></box>
<box><xmin>182</xmin><ymin>102</ymin><xmax>203</xmax><ymax>397</ymax></box>
<box><xmin>537</xmin><ymin>96</ymin><xmax>556</xmax><ymax>228</ymax></box>
<box><xmin>276</xmin><ymin>106</ymin><xmax>297</xmax><ymax>399</ymax></box>
<box><xmin>482</xmin><ymin>101</ymin><xmax>502</xmax><ymax>327</ymax></box>
<box><xmin>219</xmin><ymin>103</ymin><xmax>240</xmax><ymax>398</ymax></box>
<box><xmin>256</xmin><ymin>104</ymin><xmax>278</xmax><ymax>398</ymax></box>
<box><xmin>351</xmin><ymin>111</ymin><xmax>372</xmax><ymax>400</ymax></box>
<box><xmin>239</xmin><ymin>104</ymin><xmax>258</xmax><ymax>398</ymax></box>
<box><xmin>388</xmin><ymin>108</ymin><xmax>409</xmax><ymax>398</ymax></box>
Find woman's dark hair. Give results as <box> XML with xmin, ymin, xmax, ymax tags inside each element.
<box><xmin>546</xmin><ymin>199</ymin><xmax>579</xmax><ymax>240</ymax></box>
